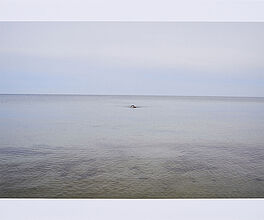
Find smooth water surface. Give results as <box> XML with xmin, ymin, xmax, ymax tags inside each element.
<box><xmin>0</xmin><ymin>95</ymin><xmax>263</xmax><ymax>198</ymax></box>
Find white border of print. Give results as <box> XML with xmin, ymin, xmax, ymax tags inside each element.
<box><xmin>0</xmin><ymin>0</ymin><xmax>264</xmax><ymax>21</ymax></box>
<box><xmin>0</xmin><ymin>199</ymin><xmax>263</xmax><ymax>220</ymax></box>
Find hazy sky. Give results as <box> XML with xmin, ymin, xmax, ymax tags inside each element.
<box><xmin>1</xmin><ymin>22</ymin><xmax>264</xmax><ymax>96</ymax></box>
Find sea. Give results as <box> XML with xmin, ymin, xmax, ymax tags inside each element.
<box><xmin>0</xmin><ymin>94</ymin><xmax>263</xmax><ymax>198</ymax></box>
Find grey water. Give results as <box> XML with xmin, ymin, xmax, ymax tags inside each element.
<box><xmin>0</xmin><ymin>94</ymin><xmax>264</xmax><ymax>198</ymax></box>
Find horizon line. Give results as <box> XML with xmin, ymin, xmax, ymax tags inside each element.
<box><xmin>0</xmin><ymin>93</ymin><xmax>264</xmax><ymax>99</ymax></box>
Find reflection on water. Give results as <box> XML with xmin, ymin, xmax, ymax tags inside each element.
<box><xmin>0</xmin><ymin>95</ymin><xmax>263</xmax><ymax>198</ymax></box>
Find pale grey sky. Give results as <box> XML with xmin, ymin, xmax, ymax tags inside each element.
<box><xmin>1</xmin><ymin>22</ymin><xmax>264</xmax><ymax>96</ymax></box>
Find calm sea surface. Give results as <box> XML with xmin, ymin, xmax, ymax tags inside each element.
<box><xmin>0</xmin><ymin>95</ymin><xmax>263</xmax><ymax>198</ymax></box>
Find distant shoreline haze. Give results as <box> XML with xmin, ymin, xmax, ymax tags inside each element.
<box><xmin>0</xmin><ymin>94</ymin><xmax>264</xmax><ymax>99</ymax></box>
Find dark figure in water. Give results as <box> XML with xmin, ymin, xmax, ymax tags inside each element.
<box><xmin>130</xmin><ymin>105</ymin><xmax>137</xmax><ymax>108</ymax></box>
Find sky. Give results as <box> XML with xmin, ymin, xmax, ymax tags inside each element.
<box><xmin>0</xmin><ymin>22</ymin><xmax>264</xmax><ymax>97</ymax></box>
